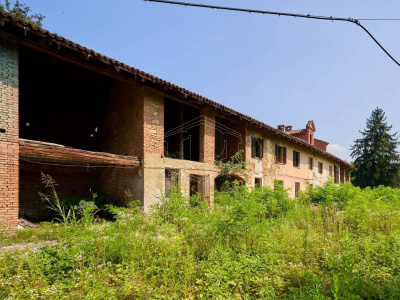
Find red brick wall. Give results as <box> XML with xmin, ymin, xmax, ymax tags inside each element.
<box><xmin>200</xmin><ymin>108</ymin><xmax>215</xmax><ymax>164</ymax></box>
<box><xmin>314</xmin><ymin>139</ymin><xmax>329</xmax><ymax>152</ymax></box>
<box><xmin>0</xmin><ymin>40</ymin><xmax>18</xmax><ymax>231</ymax></box>
<box><xmin>99</xmin><ymin>81</ymin><xmax>145</xmax><ymax>204</ymax></box>
<box><xmin>19</xmin><ymin>162</ymin><xmax>100</xmax><ymax>222</ymax></box>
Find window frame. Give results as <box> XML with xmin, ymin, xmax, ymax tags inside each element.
<box><xmin>165</xmin><ymin>168</ymin><xmax>180</xmax><ymax>198</ymax></box>
<box><xmin>295</xmin><ymin>182</ymin><xmax>300</xmax><ymax>197</ymax></box>
<box><xmin>254</xmin><ymin>177</ymin><xmax>262</xmax><ymax>188</ymax></box>
<box><xmin>309</xmin><ymin>157</ymin><xmax>314</xmax><ymax>170</ymax></box>
<box><xmin>275</xmin><ymin>144</ymin><xmax>287</xmax><ymax>164</ymax></box>
<box><xmin>318</xmin><ymin>162</ymin><xmax>323</xmax><ymax>174</ymax></box>
<box><xmin>293</xmin><ymin>150</ymin><xmax>300</xmax><ymax>168</ymax></box>
<box><xmin>251</xmin><ymin>137</ymin><xmax>264</xmax><ymax>159</ymax></box>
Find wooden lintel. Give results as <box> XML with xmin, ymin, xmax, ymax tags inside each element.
<box><xmin>19</xmin><ymin>139</ymin><xmax>140</xmax><ymax>167</ymax></box>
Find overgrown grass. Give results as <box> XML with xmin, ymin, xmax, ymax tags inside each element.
<box><xmin>2</xmin><ymin>180</ymin><xmax>400</xmax><ymax>299</ymax></box>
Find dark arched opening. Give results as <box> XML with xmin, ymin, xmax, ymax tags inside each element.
<box><xmin>214</xmin><ymin>175</ymin><xmax>245</xmax><ymax>192</ymax></box>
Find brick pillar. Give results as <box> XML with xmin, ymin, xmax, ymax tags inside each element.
<box><xmin>199</xmin><ymin>108</ymin><xmax>215</xmax><ymax>164</ymax></box>
<box><xmin>0</xmin><ymin>40</ymin><xmax>19</xmax><ymax>231</ymax></box>
<box><xmin>142</xmin><ymin>86</ymin><xmax>165</xmax><ymax>211</ymax></box>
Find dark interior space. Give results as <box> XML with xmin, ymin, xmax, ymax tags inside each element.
<box><xmin>19</xmin><ymin>46</ymin><xmax>114</xmax><ymax>152</ymax></box>
<box><xmin>164</xmin><ymin>97</ymin><xmax>200</xmax><ymax>161</ymax></box>
<box><xmin>18</xmin><ymin>46</ymin><xmax>142</xmax><ymax>222</ymax></box>
<box><xmin>215</xmin><ymin>116</ymin><xmax>243</xmax><ymax>162</ymax></box>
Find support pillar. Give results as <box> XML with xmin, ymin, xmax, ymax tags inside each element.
<box><xmin>199</xmin><ymin>108</ymin><xmax>215</xmax><ymax>164</ymax></box>
<box><xmin>0</xmin><ymin>40</ymin><xmax>19</xmax><ymax>231</ymax></box>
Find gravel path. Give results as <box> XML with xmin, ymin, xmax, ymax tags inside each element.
<box><xmin>0</xmin><ymin>240</ymin><xmax>58</xmax><ymax>252</ymax></box>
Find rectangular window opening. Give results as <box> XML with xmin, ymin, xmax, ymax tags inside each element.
<box><xmin>295</xmin><ymin>182</ymin><xmax>300</xmax><ymax>198</ymax></box>
<box><xmin>293</xmin><ymin>150</ymin><xmax>300</xmax><ymax>168</ymax></box>
<box><xmin>251</xmin><ymin>137</ymin><xmax>264</xmax><ymax>159</ymax></box>
<box><xmin>309</xmin><ymin>157</ymin><xmax>314</xmax><ymax>170</ymax></box>
<box><xmin>255</xmin><ymin>177</ymin><xmax>262</xmax><ymax>188</ymax></box>
<box><xmin>275</xmin><ymin>144</ymin><xmax>287</xmax><ymax>164</ymax></box>
<box><xmin>165</xmin><ymin>169</ymin><xmax>179</xmax><ymax>198</ymax></box>
<box><xmin>318</xmin><ymin>162</ymin><xmax>323</xmax><ymax>174</ymax></box>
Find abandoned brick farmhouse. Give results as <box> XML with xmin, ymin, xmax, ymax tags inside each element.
<box><xmin>0</xmin><ymin>12</ymin><xmax>355</xmax><ymax>231</ymax></box>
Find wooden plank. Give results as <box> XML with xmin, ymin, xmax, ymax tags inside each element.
<box><xmin>19</xmin><ymin>139</ymin><xmax>140</xmax><ymax>166</ymax></box>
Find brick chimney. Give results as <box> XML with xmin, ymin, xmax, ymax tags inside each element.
<box><xmin>285</xmin><ymin>125</ymin><xmax>292</xmax><ymax>132</ymax></box>
<box><xmin>277</xmin><ymin>125</ymin><xmax>285</xmax><ymax>131</ymax></box>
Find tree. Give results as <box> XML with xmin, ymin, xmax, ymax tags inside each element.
<box><xmin>350</xmin><ymin>107</ymin><xmax>400</xmax><ymax>188</ymax></box>
<box><xmin>0</xmin><ymin>0</ymin><xmax>44</xmax><ymax>27</ymax></box>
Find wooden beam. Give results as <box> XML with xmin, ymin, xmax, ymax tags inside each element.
<box><xmin>16</xmin><ymin>37</ymin><xmax>139</xmax><ymax>85</ymax></box>
<box><xmin>19</xmin><ymin>139</ymin><xmax>141</xmax><ymax>167</ymax></box>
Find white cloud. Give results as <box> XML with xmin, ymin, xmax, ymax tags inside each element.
<box><xmin>327</xmin><ymin>144</ymin><xmax>351</xmax><ymax>161</ymax></box>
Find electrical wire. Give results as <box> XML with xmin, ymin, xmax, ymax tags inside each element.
<box><xmin>144</xmin><ymin>0</ymin><xmax>400</xmax><ymax>67</ymax></box>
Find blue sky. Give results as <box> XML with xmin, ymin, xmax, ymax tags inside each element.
<box><xmin>23</xmin><ymin>0</ymin><xmax>400</xmax><ymax>161</ymax></box>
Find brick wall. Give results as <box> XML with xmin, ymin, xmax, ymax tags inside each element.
<box><xmin>19</xmin><ymin>162</ymin><xmax>100</xmax><ymax>222</ymax></box>
<box><xmin>199</xmin><ymin>108</ymin><xmax>215</xmax><ymax>164</ymax></box>
<box><xmin>142</xmin><ymin>86</ymin><xmax>165</xmax><ymax>211</ymax></box>
<box><xmin>99</xmin><ymin>81</ymin><xmax>145</xmax><ymax>204</ymax></box>
<box><xmin>0</xmin><ymin>40</ymin><xmax>18</xmax><ymax>231</ymax></box>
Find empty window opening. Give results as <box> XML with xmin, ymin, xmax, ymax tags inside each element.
<box><xmin>318</xmin><ymin>162</ymin><xmax>323</xmax><ymax>174</ymax></box>
<box><xmin>164</xmin><ymin>98</ymin><xmax>200</xmax><ymax>161</ymax></box>
<box><xmin>295</xmin><ymin>182</ymin><xmax>300</xmax><ymax>197</ymax></box>
<box><xmin>255</xmin><ymin>177</ymin><xmax>262</xmax><ymax>188</ymax></box>
<box><xmin>275</xmin><ymin>145</ymin><xmax>287</xmax><ymax>164</ymax></box>
<box><xmin>19</xmin><ymin>46</ymin><xmax>119</xmax><ymax>153</ymax></box>
<box><xmin>309</xmin><ymin>157</ymin><xmax>314</xmax><ymax>170</ymax></box>
<box><xmin>293</xmin><ymin>150</ymin><xmax>300</xmax><ymax>167</ymax></box>
<box><xmin>214</xmin><ymin>116</ymin><xmax>243</xmax><ymax>163</ymax></box>
<box><xmin>190</xmin><ymin>174</ymin><xmax>210</xmax><ymax>202</ymax></box>
<box><xmin>165</xmin><ymin>169</ymin><xmax>179</xmax><ymax>197</ymax></box>
<box><xmin>251</xmin><ymin>137</ymin><xmax>264</xmax><ymax>159</ymax></box>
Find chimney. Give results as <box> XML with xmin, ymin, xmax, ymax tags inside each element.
<box><xmin>285</xmin><ymin>125</ymin><xmax>292</xmax><ymax>132</ymax></box>
<box><xmin>277</xmin><ymin>125</ymin><xmax>285</xmax><ymax>131</ymax></box>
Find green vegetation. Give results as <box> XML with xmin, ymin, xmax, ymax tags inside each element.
<box><xmin>0</xmin><ymin>0</ymin><xmax>44</xmax><ymax>27</ymax></box>
<box><xmin>351</xmin><ymin>107</ymin><xmax>400</xmax><ymax>188</ymax></box>
<box><xmin>2</xmin><ymin>181</ymin><xmax>400</xmax><ymax>299</ymax></box>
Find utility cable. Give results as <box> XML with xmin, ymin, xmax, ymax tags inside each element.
<box><xmin>144</xmin><ymin>0</ymin><xmax>400</xmax><ymax>67</ymax></box>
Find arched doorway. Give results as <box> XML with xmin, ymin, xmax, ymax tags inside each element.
<box><xmin>214</xmin><ymin>175</ymin><xmax>245</xmax><ymax>192</ymax></box>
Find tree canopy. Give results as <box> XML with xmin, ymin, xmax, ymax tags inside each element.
<box><xmin>0</xmin><ymin>0</ymin><xmax>44</xmax><ymax>27</ymax></box>
<box><xmin>351</xmin><ymin>107</ymin><xmax>400</xmax><ymax>188</ymax></box>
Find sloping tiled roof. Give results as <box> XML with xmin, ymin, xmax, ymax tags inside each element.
<box><xmin>0</xmin><ymin>11</ymin><xmax>355</xmax><ymax>170</ymax></box>
<box><xmin>285</xmin><ymin>129</ymin><xmax>306</xmax><ymax>135</ymax></box>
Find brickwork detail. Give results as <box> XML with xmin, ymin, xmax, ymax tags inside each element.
<box><xmin>199</xmin><ymin>108</ymin><xmax>215</xmax><ymax>164</ymax></box>
<box><xmin>0</xmin><ymin>40</ymin><xmax>19</xmax><ymax>231</ymax></box>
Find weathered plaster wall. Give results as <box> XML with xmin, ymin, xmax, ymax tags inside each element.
<box><xmin>0</xmin><ymin>40</ymin><xmax>18</xmax><ymax>231</ymax></box>
<box><xmin>245</xmin><ymin>125</ymin><xmax>348</xmax><ymax>198</ymax></box>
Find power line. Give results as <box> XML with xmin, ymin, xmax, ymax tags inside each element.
<box><xmin>144</xmin><ymin>0</ymin><xmax>400</xmax><ymax>67</ymax></box>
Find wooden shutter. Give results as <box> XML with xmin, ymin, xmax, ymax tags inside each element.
<box><xmin>275</xmin><ymin>144</ymin><xmax>279</xmax><ymax>162</ymax></box>
<box><xmin>259</xmin><ymin>139</ymin><xmax>264</xmax><ymax>159</ymax></box>
<box><xmin>251</xmin><ymin>137</ymin><xmax>256</xmax><ymax>158</ymax></box>
<box><xmin>293</xmin><ymin>150</ymin><xmax>296</xmax><ymax>167</ymax></box>
<box><xmin>283</xmin><ymin>147</ymin><xmax>287</xmax><ymax>164</ymax></box>
<box><xmin>297</xmin><ymin>152</ymin><xmax>300</xmax><ymax>167</ymax></box>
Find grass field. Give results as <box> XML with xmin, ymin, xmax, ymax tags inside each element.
<box><xmin>2</xmin><ymin>180</ymin><xmax>400</xmax><ymax>299</ymax></box>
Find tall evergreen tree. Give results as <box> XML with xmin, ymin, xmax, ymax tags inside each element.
<box><xmin>351</xmin><ymin>107</ymin><xmax>400</xmax><ymax>188</ymax></box>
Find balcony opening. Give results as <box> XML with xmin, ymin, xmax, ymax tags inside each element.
<box><xmin>164</xmin><ymin>98</ymin><xmax>200</xmax><ymax>161</ymax></box>
<box><xmin>214</xmin><ymin>116</ymin><xmax>243</xmax><ymax>163</ymax></box>
<box><xmin>18</xmin><ymin>46</ymin><xmax>143</xmax><ymax>221</ymax></box>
